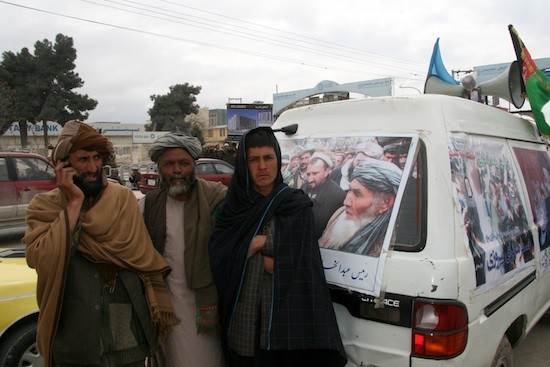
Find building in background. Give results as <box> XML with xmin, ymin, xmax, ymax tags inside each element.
<box><xmin>226</xmin><ymin>102</ymin><xmax>273</xmax><ymax>143</ymax></box>
<box><xmin>203</xmin><ymin>125</ymin><xmax>228</xmax><ymax>146</ymax></box>
<box><xmin>209</xmin><ymin>109</ymin><xmax>227</xmax><ymax>127</ymax></box>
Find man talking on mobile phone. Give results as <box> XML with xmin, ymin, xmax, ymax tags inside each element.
<box><xmin>23</xmin><ymin>120</ymin><xmax>178</xmax><ymax>367</ymax></box>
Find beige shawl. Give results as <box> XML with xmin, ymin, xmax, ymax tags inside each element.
<box><xmin>24</xmin><ymin>183</ymin><xmax>177</xmax><ymax>366</ymax></box>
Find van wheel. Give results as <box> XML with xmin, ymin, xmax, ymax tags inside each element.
<box><xmin>491</xmin><ymin>335</ymin><xmax>513</xmax><ymax>367</ymax></box>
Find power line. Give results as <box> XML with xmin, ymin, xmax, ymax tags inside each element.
<box><xmin>85</xmin><ymin>0</ymin><xmax>425</xmax><ymax>75</ymax></box>
<box><xmin>0</xmin><ymin>0</ymin><xmax>424</xmax><ymax>81</ymax></box>
<box><xmin>159</xmin><ymin>0</ymin><xmax>426</xmax><ymax>67</ymax></box>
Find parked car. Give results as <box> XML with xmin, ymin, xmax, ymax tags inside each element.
<box><xmin>0</xmin><ymin>249</ymin><xmax>40</xmax><ymax>367</ymax></box>
<box><xmin>139</xmin><ymin>158</ymin><xmax>234</xmax><ymax>194</ymax></box>
<box><xmin>0</xmin><ymin>152</ymin><xmax>56</xmax><ymax>228</ymax></box>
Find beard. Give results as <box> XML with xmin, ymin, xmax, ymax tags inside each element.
<box><xmin>73</xmin><ymin>170</ymin><xmax>103</xmax><ymax>197</ymax></box>
<box><xmin>161</xmin><ymin>172</ymin><xmax>196</xmax><ymax>198</ymax></box>
<box><xmin>323</xmin><ymin>196</ymin><xmax>382</xmax><ymax>249</ymax></box>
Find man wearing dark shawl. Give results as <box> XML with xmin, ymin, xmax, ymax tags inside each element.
<box><xmin>209</xmin><ymin>127</ymin><xmax>347</xmax><ymax>367</ymax></box>
<box><xmin>141</xmin><ymin>132</ymin><xmax>227</xmax><ymax>366</ymax></box>
<box><xmin>319</xmin><ymin>158</ymin><xmax>402</xmax><ymax>256</ymax></box>
<box><xmin>23</xmin><ymin>120</ymin><xmax>178</xmax><ymax>367</ymax></box>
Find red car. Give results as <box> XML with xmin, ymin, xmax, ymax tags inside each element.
<box><xmin>0</xmin><ymin>152</ymin><xmax>56</xmax><ymax>228</ymax></box>
<box><xmin>139</xmin><ymin>158</ymin><xmax>234</xmax><ymax>194</ymax></box>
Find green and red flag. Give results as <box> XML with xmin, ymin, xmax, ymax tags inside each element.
<box><xmin>508</xmin><ymin>25</ymin><xmax>550</xmax><ymax>135</ymax></box>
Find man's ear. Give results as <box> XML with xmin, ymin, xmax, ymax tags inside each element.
<box><xmin>378</xmin><ymin>193</ymin><xmax>396</xmax><ymax>214</ymax></box>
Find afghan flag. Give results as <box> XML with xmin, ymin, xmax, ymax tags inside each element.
<box><xmin>508</xmin><ymin>25</ymin><xmax>550</xmax><ymax>135</ymax></box>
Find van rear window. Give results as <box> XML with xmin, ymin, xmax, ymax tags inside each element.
<box><xmin>393</xmin><ymin>141</ymin><xmax>427</xmax><ymax>251</ymax></box>
<box><xmin>278</xmin><ymin>134</ymin><xmax>425</xmax><ymax>295</ymax></box>
<box><xmin>449</xmin><ymin>133</ymin><xmax>536</xmax><ymax>294</ymax></box>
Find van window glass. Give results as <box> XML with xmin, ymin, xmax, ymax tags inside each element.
<box><xmin>449</xmin><ymin>133</ymin><xmax>534</xmax><ymax>293</ymax></box>
<box><xmin>512</xmin><ymin>145</ymin><xmax>550</xmax><ymax>272</ymax></box>
<box><xmin>278</xmin><ymin>134</ymin><xmax>417</xmax><ymax>295</ymax></box>
<box><xmin>14</xmin><ymin>156</ymin><xmax>55</xmax><ymax>181</ymax></box>
<box><xmin>392</xmin><ymin>141</ymin><xmax>426</xmax><ymax>251</ymax></box>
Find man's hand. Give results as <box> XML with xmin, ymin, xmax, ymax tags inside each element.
<box><xmin>55</xmin><ymin>160</ymin><xmax>84</xmax><ymax>231</ymax></box>
<box><xmin>248</xmin><ymin>234</ymin><xmax>267</xmax><ymax>257</ymax></box>
<box><xmin>248</xmin><ymin>235</ymin><xmax>274</xmax><ymax>273</ymax></box>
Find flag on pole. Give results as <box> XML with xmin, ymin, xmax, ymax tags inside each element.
<box><xmin>508</xmin><ymin>24</ymin><xmax>550</xmax><ymax>135</ymax></box>
<box><xmin>426</xmin><ymin>38</ymin><xmax>459</xmax><ymax>85</ymax></box>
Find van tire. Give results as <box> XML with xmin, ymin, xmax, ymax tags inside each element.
<box><xmin>490</xmin><ymin>335</ymin><xmax>513</xmax><ymax>367</ymax></box>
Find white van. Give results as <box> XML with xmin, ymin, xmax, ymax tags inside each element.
<box><xmin>271</xmin><ymin>94</ymin><xmax>550</xmax><ymax>367</ymax></box>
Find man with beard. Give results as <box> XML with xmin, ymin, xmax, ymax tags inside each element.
<box><xmin>319</xmin><ymin>158</ymin><xmax>402</xmax><ymax>257</ymax></box>
<box><xmin>24</xmin><ymin>120</ymin><xmax>177</xmax><ymax>367</ymax></box>
<box><xmin>140</xmin><ymin>133</ymin><xmax>227</xmax><ymax>367</ymax></box>
<box><xmin>303</xmin><ymin>152</ymin><xmax>347</xmax><ymax>240</ymax></box>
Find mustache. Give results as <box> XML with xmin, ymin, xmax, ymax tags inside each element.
<box><xmin>73</xmin><ymin>170</ymin><xmax>103</xmax><ymax>196</ymax></box>
<box><xmin>160</xmin><ymin>172</ymin><xmax>196</xmax><ymax>189</ymax></box>
<box><xmin>170</xmin><ymin>174</ymin><xmax>187</xmax><ymax>181</ymax></box>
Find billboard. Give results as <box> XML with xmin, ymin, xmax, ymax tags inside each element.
<box><xmin>3</xmin><ymin>121</ymin><xmax>63</xmax><ymax>136</ymax></box>
<box><xmin>273</xmin><ymin>78</ymin><xmax>393</xmax><ymax>115</ymax></box>
<box><xmin>226</xmin><ymin>103</ymin><xmax>273</xmax><ymax>137</ymax></box>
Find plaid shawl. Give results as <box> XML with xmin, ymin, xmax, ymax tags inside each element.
<box><xmin>209</xmin><ymin>128</ymin><xmax>346</xmax><ymax>364</ymax></box>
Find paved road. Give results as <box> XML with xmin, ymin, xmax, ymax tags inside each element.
<box><xmin>514</xmin><ymin>311</ymin><xmax>550</xmax><ymax>367</ymax></box>
<box><xmin>1</xmin><ymin>225</ymin><xmax>549</xmax><ymax>365</ymax></box>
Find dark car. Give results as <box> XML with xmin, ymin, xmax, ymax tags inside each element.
<box><xmin>0</xmin><ymin>152</ymin><xmax>56</xmax><ymax>228</ymax></box>
<box><xmin>139</xmin><ymin>158</ymin><xmax>234</xmax><ymax>194</ymax></box>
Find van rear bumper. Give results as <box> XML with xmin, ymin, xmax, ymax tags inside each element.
<box><xmin>330</xmin><ymin>287</ymin><xmax>413</xmax><ymax>327</ymax></box>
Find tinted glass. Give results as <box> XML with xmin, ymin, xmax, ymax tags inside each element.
<box><xmin>0</xmin><ymin>158</ymin><xmax>9</xmax><ymax>182</ymax></box>
<box><xmin>14</xmin><ymin>156</ymin><xmax>55</xmax><ymax>181</ymax></box>
<box><xmin>215</xmin><ymin>163</ymin><xmax>234</xmax><ymax>174</ymax></box>
<box><xmin>393</xmin><ymin>141</ymin><xmax>426</xmax><ymax>251</ymax></box>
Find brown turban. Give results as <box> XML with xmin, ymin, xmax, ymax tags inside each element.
<box><xmin>51</xmin><ymin>120</ymin><xmax>114</xmax><ymax>163</ymax></box>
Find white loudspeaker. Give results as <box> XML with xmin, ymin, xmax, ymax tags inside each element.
<box><xmin>424</xmin><ymin>75</ymin><xmax>466</xmax><ymax>97</ymax></box>
<box><xmin>478</xmin><ymin>61</ymin><xmax>525</xmax><ymax>108</ymax></box>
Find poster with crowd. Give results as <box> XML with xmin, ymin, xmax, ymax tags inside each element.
<box><xmin>449</xmin><ymin>133</ymin><xmax>536</xmax><ymax>294</ymax></box>
<box><xmin>512</xmin><ymin>144</ymin><xmax>550</xmax><ymax>272</ymax></box>
<box><xmin>278</xmin><ymin>134</ymin><xmax>417</xmax><ymax>296</ymax></box>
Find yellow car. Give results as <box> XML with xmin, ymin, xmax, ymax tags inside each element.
<box><xmin>0</xmin><ymin>249</ymin><xmax>41</xmax><ymax>367</ymax></box>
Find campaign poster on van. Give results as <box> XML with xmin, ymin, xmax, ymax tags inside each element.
<box><xmin>278</xmin><ymin>134</ymin><xmax>415</xmax><ymax>296</ymax></box>
<box><xmin>449</xmin><ymin>134</ymin><xmax>535</xmax><ymax>293</ymax></box>
<box><xmin>512</xmin><ymin>145</ymin><xmax>550</xmax><ymax>272</ymax></box>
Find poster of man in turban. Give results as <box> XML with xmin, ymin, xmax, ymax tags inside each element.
<box><xmin>278</xmin><ymin>134</ymin><xmax>416</xmax><ymax>296</ymax></box>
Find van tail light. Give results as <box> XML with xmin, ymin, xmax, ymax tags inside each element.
<box><xmin>412</xmin><ymin>298</ymin><xmax>468</xmax><ymax>359</ymax></box>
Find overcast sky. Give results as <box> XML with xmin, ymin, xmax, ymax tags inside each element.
<box><xmin>0</xmin><ymin>0</ymin><xmax>547</xmax><ymax>124</ymax></box>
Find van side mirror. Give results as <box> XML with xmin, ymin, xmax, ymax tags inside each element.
<box><xmin>273</xmin><ymin>124</ymin><xmax>298</xmax><ymax>135</ymax></box>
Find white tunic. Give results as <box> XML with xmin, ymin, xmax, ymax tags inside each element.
<box><xmin>139</xmin><ymin>196</ymin><xmax>224</xmax><ymax>367</ymax></box>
